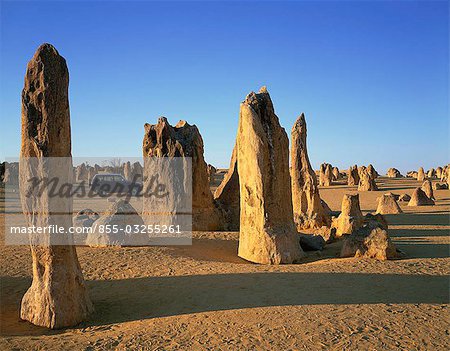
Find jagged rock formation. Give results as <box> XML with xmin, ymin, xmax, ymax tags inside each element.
<box><xmin>367</xmin><ymin>164</ymin><xmax>378</xmax><ymax>179</ymax></box>
<box><xmin>290</xmin><ymin>114</ymin><xmax>330</xmax><ymax>230</ymax></box>
<box><xmin>86</xmin><ymin>200</ymin><xmax>147</xmax><ymax>246</ymax></box>
<box><xmin>0</xmin><ymin>162</ymin><xmax>5</xmax><ymax>182</ymax></box>
<box><xmin>427</xmin><ymin>168</ymin><xmax>436</xmax><ymax>178</ymax></box>
<box><xmin>386</xmin><ymin>168</ymin><xmax>402</xmax><ymax>178</ymax></box>
<box><xmin>340</xmin><ymin>215</ymin><xmax>399</xmax><ymax>260</ymax></box>
<box><xmin>347</xmin><ymin>165</ymin><xmax>359</xmax><ymax>186</ymax></box>
<box><xmin>332</xmin><ymin>194</ymin><xmax>364</xmax><ymax>237</ymax></box>
<box><xmin>332</xmin><ymin>166</ymin><xmax>340</xmax><ymax>181</ymax></box>
<box><xmin>417</xmin><ymin>167</ymin><xmax>425</xmax><ymax>181</ymax></box>
<box><xmin>421</xmin><ymin>180</ymin><xmax>434</xmax><ymax>200</ymax></box>
<box><xmin>131</xmin><ymin>161</ymin><xmax>143</xmax><ymax>182</ymax></box>
<box><xmin>3</xmin><ymin>162</ymin><xmax>19</xmax><ymax>185</ymax></box>
<box><xmin>19</xmin><ymin>43</ymin><xmax>92</xmax><ymax>328</ymax></box>
<box><xmin>214</xmin><ymin>144</ymin><xmax>240</xmax><ymax>231</ymax></box>
<box><xmin>319</xmin><ymin>163</ymin><xmax>333</xmax><ymax>186</ymax></box>
<box><xmin>87</xmin><ymin>167</ymin><xmax>97</xmax><ymax>185</ymax></box>
<box><xmin>142</xmin><ymin>117</ymin><xmax>223</xmax><ymax>231</ymax></box>
<box><xmin>408</xmin><ymin>188</ymin><xmax>435</xmax><ymax>206</ymax></box>
<box><xmin>236</xmin><ymin>87</ymin><xmax>303</xmax><ymax>264</ymax></box>
<box><xmin>376</xmin><ymin>193</ymin><xmax>402</xmax><ymax>214</ymax></box>
<box><xmin>75</xmin><ymin>163</ymin><xmax>88</xmax><ymax>183</ymax></box>
<box><xmin>358</xmin><ymin>168</ymin><xmax>378</xmax><ymax>191</ymax></box>
<box><xmin>123</xmin><ymin>161</ymin><xmax>132</xmax><ymax>181</ymax></box>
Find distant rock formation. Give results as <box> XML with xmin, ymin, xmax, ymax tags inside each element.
<box><xmin>421</xmin><ymin>180</ymin><xmax>434</xmax><ymax>200</ymax></box>
<box><xmin>367</xmin><ymin>164</ymin><xmax>378</xmax><ymax>179</ymax></box>
<box><xmin>347</xmin><ymin>165</ymin><xmax>360</xmax><ymax>186</ymax></box>
<box><xmin>319</xmin><ymin>163</ymin><xmax>333</xmax><ymax>186</ymax></box>
<box><xmin>408</xmin><ymin>188</ymin><xmax>435</xmax><ymax>206</ymax></box>
<box><xmin>427</xmin><ymin>168</ymin><xmax>436</xmax><ymax>178</ymax></box>
<box><xmin>290</xmin><ymin>114</ymin><xmax>330</xmax><ymax>229</ymax></box>
<box><xmin>332</xmin><ymin>166</ymin><xmax>340</xmax><ymax>181</ymax></box>
<box><xmin>417</xmin><ymin>167</ymin><xmax>425</xmax><ymax>181</ymax></box>
<box><xmin>386</xmin><ymin>168</ymin><xmax>402</xmax><ymax>178</ymax></box>
<box><xmin>358</xmin><ymin>168</ymin><xmax>378</xmax><ymax>191</ymax></box>
<box><xmin>3</xmin><ymin>162</ymin><xmax>19</xmax><ymax>185</ymax></box>
<box><xmin>332</xmin><ymin>194</ymin><xmax>364</xmax><ymax>237</ymax></box>
<box><xmin>214</xmin><ymin>144</ymin><xmax>240</xmax><ymax>231</ymax></box>
<box><xmin>376</xmin><ymin>193</ymin><xmax>402</xmax><ymax>214</ymax></box>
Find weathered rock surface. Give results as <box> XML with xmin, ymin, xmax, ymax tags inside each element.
<box><xmin>442</xmin><ymin>165</ymin><xmax>450</xmax><ymax>188</ymax></box>
<box><xmin>3</xmin><ymin>162</ymin><xmax>19</xmax><ymax>185</ymax></box>
<box><xmin>75</xmin><ymin>163</ymin><xmax>88</xmax><ymax>183</ymax></box>
<box><xmin>421</xmin><ymin>180</ymin><xmax>434</xmax><ymax>200</ymax></box>
<box><xmin>417</xmin><ymin>167</ymin><xmax>425</xmax><ymax>181</ymax></box>
<box><xmin>427</xmin><ymin>168</ymin><xmax>436</xmax><ymax>178</ymax></box>
<box><xmin>332</xmin><ymin>166</ymin><xmax>340</xmax><ymax>181</ymax></box>
<box><xmin>332</xmin><ymin>194</ymin><xmax>364</xmax><ymax>237</ymax></box>
<box><xmin>406</xmin><ymin>170</ymin><xmax>418</xmax><ymax>178</ymax></box>
<box><xmin>319</xmin><ymin>163</ymin><xmax>333</xmax><ymax>186</ymax></box>
<box><xmin>367</xmin><ymin>164</ymin><xmax>378</xmax><ymax>179</ymax></box>
<box><xmin>19</xmin><ymin>43</ymin><xmax>92</xmax><ymax>328</ymax></box>
<box><xmin>436</xmin><ymin>167</ymin><xmax>443</xmax><ymax>179</ymax></box>
<box><xmin>358</xmin><ymin>168</ymin><xmax>378</xmax><ymax>191</ymax></box>
<box><xmin>86</xmin><ymin>200</ymin><xmax>147</xmax><ymax>246</ymax></box>
<box><xmin>236</xmin><ymin>87</ymin><xmax>303</xmax><ymax>264</ymax></box>
<box><xmin>376</xmin><ymin>193</ymin><xmax>402</xmax><ymax>214</ymax></box>
<box><xmin>347</xmin><ymin>165</ymin><xmax>359</xmax><ymax>186</ymax></box>
<box><xmin>214</xmin><ymin>144</ymin><xmax>240</xmax><ymax>231</ymax></box>
<box><xmin>131</xmin><ymin>161</ymin><xmax>143</xmax><ymax>182</ymax></box>
<box><xmin>87</xmin><ymin>167</ymin><xmax>97</xmax><ymax>185</ymax></box>
<box><xmin>408</xmin><ymin>188</ymin><xmax>435</xmax><ymax>206</ymax></box>
<box><xmin>290</xmin><ymin>114</ymin><xmax>330</xmax><ymax>229</ymax></box>
<box><xmin>386</xmin><ymin>168</ymin><xmax>402</xmax><ymax>178</ymax></box>
<box><xmin>340</xmin><ymin>216</ymin><xmax>399</xmax><ymax>260</ymax></box>
<box><xmin>142</xmin><ymin>117</ymin><xmax>223</xmax><ymax>231</ymax></box>
<box><xmin>0</xmin><ymin>162</ymin><xmax>5</xmax><ymax>182</ymax></box>
<box><xmin>123</xmin><ymin>161</ymin><xmax>132</xmax><ymax>181</ymax></box>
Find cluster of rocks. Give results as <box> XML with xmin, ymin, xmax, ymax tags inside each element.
<box><xmin>329</xmin><ymin>193</ymin><xmax>400</xmax><ymax>259</ymax></box>
<box><xmin>73</xmin><ymin>161</ymin><xmax>143</xmax><ymax>184</ymax></box>
<box><xmin>318</xmin><ymin>163</ymin><xmax>333</xmax><ymax>186</ymax></box>
<box><xmin>407</xmin><ymin>181</ymin><xmax>435</xmax><ymax>206</ymax></box>
<box><xmin>357</xmin><ymin>165</ymin><xmax>378</xmax><ymax>191</ymax></box>
<box><xmin>386</xmin><ymin>168</ymin><xmax>402</xmax><ymax>178</ymax></box>
<box><xmin>1</xmin><ymin>161</ymin><xmax>19</xmax><ymax>185</ymax></box>
<box><xmin>14</xmin><ymin>44</ymin><xmax>415</xmax><ymax>330</ymax></box>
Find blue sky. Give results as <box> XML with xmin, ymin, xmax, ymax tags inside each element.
<box><xmin>1</xmin><ymin>0</ymin><xmax>448</xmax><ymax>173</ymax></box>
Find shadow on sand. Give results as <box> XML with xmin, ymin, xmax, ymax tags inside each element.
<box><xmin>1</xmin><ymin>271</ymin><xmax>449</xmax><ymax>336</ymax></box>
<box><xmin>385</xmin><ymin>213</ymin><xmax>450</xmax><ymax>226</ymax></box>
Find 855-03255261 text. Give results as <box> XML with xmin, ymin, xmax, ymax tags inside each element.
<box><xmin>9</xmin><ymin>224</ymin><xmax>182</xmax><ymax>235</ymax></box>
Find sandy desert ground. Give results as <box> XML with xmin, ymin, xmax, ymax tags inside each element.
<box><xmin>0</xmin><ymin>176</ymin><xmax>449</xmax><ymax>350</ymax></box>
